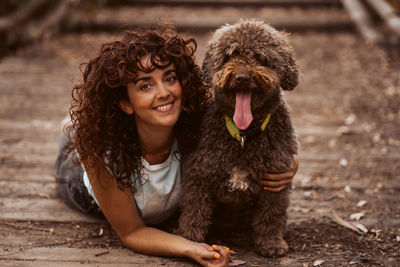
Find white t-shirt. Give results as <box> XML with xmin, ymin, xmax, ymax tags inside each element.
<box><xmin>83</xmin><ymin>141</ymin><xmax>181</xmax><ymax>225</ymax></box>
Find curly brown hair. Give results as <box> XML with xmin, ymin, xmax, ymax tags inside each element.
<box><xmin>67</xmin><ymin>25</ymin><xmax>209</xmax><ymax>191</ymax></box>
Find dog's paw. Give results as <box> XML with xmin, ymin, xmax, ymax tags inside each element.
<box><xmin>255</xmin><ymin>238</ymin><xmax>288</xmax><ymax>257</ymax></box>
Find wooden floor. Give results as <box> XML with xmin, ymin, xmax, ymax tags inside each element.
<box><xmin>1</xmin><ymin>3</ymin><xmax>399</xmax><ymax>266</ymax></box>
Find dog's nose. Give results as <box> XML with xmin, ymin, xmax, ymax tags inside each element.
<box><xmin>235</xmin><ymin>73</ymin><xmax>250</xmax><ymax>82</ymax></box>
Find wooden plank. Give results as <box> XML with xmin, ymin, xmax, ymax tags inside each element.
<box><xmin>0</xmin><ymin>118</ymin><xmax>60</xmax><ymax>131</ymax></box>
<box><xmin>76</xmin><ymin>18</ymin><xmax>353</xmax><ymax>34</ymax></box>
<box><xmin>1</xmin><ymin>170</ymin><xmax>391</xmax><ymax>201</ymax></box>
<box><xmin>0</xmin><ymin>173</ymin><xmax>55</xmax><ymax>183</ymax></box>
<box><xmin>0</xmin><ymin>180</ymin><xmax>57</xmax><ymax>198</ymax></box>
<box><xmin>0</xmin><ymin>247</ymin><xmax>192</xmax><ymax>266</ymax></box>
<box><xmin>73</xmin><ymin>9</ymin><xmax>353</xmax><ymax>33</ymax></box>
<box><xmin>365</xmin><ymin>0</ymin><xmax>400</xmax><ymax>38</ymax></box>
<box><xmin>0</xmin><ymin>261</ymin><xmax>166</xmax><ymax>267</ymax></box>
<box><xmin>0</xmin><ymin>220</ymin><xmax>120</xmax><ymax>252</ymax></box>
<box><xmin>0</xmin><ymin>220</ymin><xmax>112</xmax><ymax>247</ymax></box>
<box><xmin>0</xmin><ymin>198</ymin><xmax>104</xmax><ymax>223</ymax></box>
<box><xmin>341</xmin><ymin>0</ymin><xmax>384</xmax><ymax>43</ymax></box>
<box><xmin>126</xmin><ymin>0</ymin><xmax>342</xmax><ymax>7</ymax></box>
<box><xmin>0</xmin><ymin>180</ymin><xmax>380</xmax><ymax>223</ymax></box>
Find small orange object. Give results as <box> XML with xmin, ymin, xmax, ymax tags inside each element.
<box><xmin>214</xmin><ymin>253</ymin><xmax>220</xmax><ymax>259</ymax></box>
<box><xmin>209</xmin><ymin>247</ymin><xmax>214</xmax><ymax>251</ymax></box>
<box><xmin>226</xmin><ymin>247</ymin><xmax>230</xmax><ymax>253</ymax></box>
<box><xmin>212</xmin><ymin>244</ymin><xmax>217</xmax><ymax>248</ymax></box>
<box><xmin>263</xmin><ymin>186</ymin><xmax>268</xmax><ymax>190</ymax></box>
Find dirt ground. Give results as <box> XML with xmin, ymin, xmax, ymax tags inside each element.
<box><xmin>0</xmin><ymin>4</ymin><xmax>400</xmax><ymax>267</ymax></box>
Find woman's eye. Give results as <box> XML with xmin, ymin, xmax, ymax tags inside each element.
<box><xmin>166</xmin><ymin>76</ymin><xmax>177</xmax><ymax>83</ymax></box>
<box><xmin>140</xmin><ymin>83</ymin><xmax>151</xmax><ymax>90</ymax></box>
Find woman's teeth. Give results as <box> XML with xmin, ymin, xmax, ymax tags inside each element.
<box><xmin>155</xmin><ymin>103</ymin><xmax>173</xmax><ymax>111</ymax></box>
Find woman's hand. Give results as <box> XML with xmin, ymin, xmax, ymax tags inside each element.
<box><xmin>189</xmin><ymin>243</ymin><xmax>230</xmax><ymax>267</ymax></box>
<box><xmin>260</xmin><ymin>155</ymin><xmax>298</xmax><ymax>192</ymax></box>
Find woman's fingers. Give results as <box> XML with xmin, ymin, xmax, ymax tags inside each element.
<box><xmin>262</xmin><ymin>171</ymin><xmax>294</xmax><ymax>181</ymax></box>
<box><xmin>264</xmin><ymin>185</ymin><xmax>288</xmax><ymax>192</ymax></box>
<box><xmin>260</xmin><ymin>178</ymin><xmax>293</xmax><ymax>187</ymax></box>
<box><xmin>197</xmin><ymin>243</ymin><xmax>220</xmax><ymax>259</ymax></box>
<box><xmin>205</xmin><ymin>245</ymin><xmax>229</xmax><ymax>267</ymax></box>
<box><xmin>262</xmin><ymin>179</ymin><xmax>292</xmax><ymax>192</ymax></box>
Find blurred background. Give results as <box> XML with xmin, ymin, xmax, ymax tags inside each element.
<box><xmin>0</xmin><ymin>0</ymin><xmax>399</xmax><ymax>266</ymax></box>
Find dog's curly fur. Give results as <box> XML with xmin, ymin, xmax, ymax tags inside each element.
<box><xmin>178</xmin><ymin>20</ymin><xmax>299</xmax><ymax>257</ymax></box>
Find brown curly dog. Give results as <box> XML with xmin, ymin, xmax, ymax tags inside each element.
<box><xmin>178</xmin><ymin>20</ymin><xmax>299</xmax><ymax>257</ymax></box>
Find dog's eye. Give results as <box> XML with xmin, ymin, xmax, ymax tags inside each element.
<box><xmin>255</xmin><ymin>54</ymin><xmax>266</xmax><ymax>64</ymax></box>
<box><xmin>222</xmin><ymin>55</ymin><xmax>230</xmax><ymax>64</ymax></box>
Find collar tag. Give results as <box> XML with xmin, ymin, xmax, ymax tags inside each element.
<box><xmin>224</xmin><ymin>113</ymin><xmax>271</xmax><ymax>147</ymax></box>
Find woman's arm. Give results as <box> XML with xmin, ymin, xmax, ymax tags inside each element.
<box><xmin>260</xmin><ymin>155</ymin><xmax>298</xmax><ymax>192</ymax></box>
<box><xmin>85</xmin><ymin>157</ymin><xmax>229</xmax><ymax>267</ymax></box>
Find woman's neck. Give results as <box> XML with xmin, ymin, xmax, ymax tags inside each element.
<box><xmin>137</xmin><ymin>125</ymin><xmax>174</xmax><ymax>165</ymax></box>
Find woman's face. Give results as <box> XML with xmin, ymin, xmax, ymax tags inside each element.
<box><xmin>119</xmin><ymin>56</ymin><xmax>183</xmax><ymax>131</ymax></box>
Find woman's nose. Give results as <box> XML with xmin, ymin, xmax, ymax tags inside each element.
<box><xmin>156</xmin><ymin>83</ymin><xmax>170</xmax><ymax>99</ymax></box>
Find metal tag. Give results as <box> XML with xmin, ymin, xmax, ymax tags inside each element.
<box><xmin>240</xmin><ymin>136</ymin><xmax>245</xmax><ymax>148</ymax></box>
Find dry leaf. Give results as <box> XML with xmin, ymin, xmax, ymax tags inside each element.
<box><xmin>373</xmin><ymin>134</ymin><xmax>381</xmax><ymax>143</ymax></box>
<box><xmin>350</xmin><ymin>211</ymin><xmax>365</xmax><ymax>220</ymax></box>
<box><xmin>313</xmin><ymin>260</ymin><xmax>324</xmax><ymax>266</ymax></box>
<box><xmin>312</xmin><ymin>190</ymin><xmax>320</xmax><ymax>200</ymax></box>
<box><xmin>370</xmin><ymin>228</ymin><xmax>382</xmax><ymax>238</ymax></box>
<box><xmin>336</xmin><ymin>125</ymin><xmax>350</xmax><ymax>136</ymax></box>
<box><xmin>229</xmin><ymin>259</ymin><xmax>246</xmax><ymax>266</ymax></box>
<box><xmin>345</xmin><ymin>114</ymin><xmax>356</xmax><ymax>125</ymax></box>
<box><xmin>340</xmin><ymin>158</ymin><xmax>348</xmax><ymax>167</ymax></box>
<box><xmin>344</xmin><ymin>185</ymin><xmax>351</xmax><ymax>193</ymax></box>
<box><xmin>356</xmin><ymin>200</ymin><xmax>367</xmax><ymax>207</ymax></box>
<box><xmin>37</xmin><ymin>192</ymin><xmax>50</xmax><ymax>199</ymax></box>
<box><xmin>292</xmin><ymin>206</ymin><xmax>311</xmax><ymax>213</ymax></box>
<box><xmin>301</xmin><ymin>177</ymin><xmax>312</xmax><ymax>186</ymax></box>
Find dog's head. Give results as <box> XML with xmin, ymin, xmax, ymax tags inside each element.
<box><xmin>202</xmin><ymin>20</ymin><xmax>299</xmax><ymax>130</ymax></box>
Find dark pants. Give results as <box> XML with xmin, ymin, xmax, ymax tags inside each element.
<box><xmin>55</xmin><ymin>131</ymin><xmax>103</xmax><ymax>217</ymax></box>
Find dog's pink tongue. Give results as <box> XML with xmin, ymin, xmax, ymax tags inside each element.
<box><xmin>233</xmin><ymin>91</ymin><xmax>253</xmax><ymax>130</ymax></box>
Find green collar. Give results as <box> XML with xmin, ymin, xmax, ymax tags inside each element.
<box><xmin>224</xmin><ymin>113</ymin><xmax>271</xmax><ymax>148</ymax></box>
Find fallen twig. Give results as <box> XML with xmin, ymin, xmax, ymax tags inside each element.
<box><xmin>94</xmin><ymin>251</ymin><xmax>110</xmax><ymax>257</ymax></box>
<box><xmin>331</xmin><ymin>210</ymin><xmax>368</xmax><ymax>234</ymax></box>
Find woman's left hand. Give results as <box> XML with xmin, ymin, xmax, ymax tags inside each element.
<box><xmin>260</xmin><ymin>155</ymin><xmax>298</xmax><ymax>192</ymax></box>
<box><xmin>188</xmin><ymin>243</ymin><xmax>229</xmax><ymax>267</ymax></box>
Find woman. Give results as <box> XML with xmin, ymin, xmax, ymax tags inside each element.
<box><xmin>55</xmin><ymin>25</ymin><xmax>298</xmax><ymax>267</ymax></box>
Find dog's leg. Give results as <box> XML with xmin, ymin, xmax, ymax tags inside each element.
<box><xmin>178</xmin><ymin>178</ymin><xmax>214</xmax><ymax>242</ymax></box>
<box><xmin>251</xmin><ymin>189</ymin><xmax>289</xmax><ymax>257</ymax></box>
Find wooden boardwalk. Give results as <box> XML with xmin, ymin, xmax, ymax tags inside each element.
<box><xmin>1</xmin><ymin>2</ymin><xmax>399</xmax><ymax>266</ymax></box>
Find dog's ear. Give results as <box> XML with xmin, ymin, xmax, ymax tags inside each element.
<box><xmin>201</xmin><ymin>40</ymin><xmax>222</xmax><ymax>86</ymax></box>
<box><xmin>278</xmin><ymin>45</ymin><xmax>299</xmax><ymax>91</ymax></box>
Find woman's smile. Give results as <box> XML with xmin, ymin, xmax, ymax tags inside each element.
<box><xmin>153</xmin><ymin>100</ymin><xmax>175</xmax><ymax>112</ymax></box>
